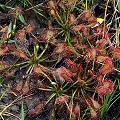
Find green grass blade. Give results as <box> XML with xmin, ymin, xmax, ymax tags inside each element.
<box><xmin>0</xmin><ymin>4</ymin><xmax>13</xmax><ymax>10</ymax></box>
<box><xmin>21</xmin><ymin>102</ymin><xmax>25</xmax><ymax>120</ymax></box>
<box><xmin>100</xmin><ymin>85</ymin><xmax>118</xmax><ymax>119</ymax></box>
<box><xmin>118</xmin><ymin>0</ymin><xmax>120</xmax><ymax>11</ymax></box>
<box><xmin>19</xmin><ymin>15</ymin><xmax>27</xmax><ymax>25</ymax></box>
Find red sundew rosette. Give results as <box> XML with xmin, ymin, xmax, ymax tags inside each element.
<box><xmin>84</xmin><ymin>47</ymin><xmax>98</xmax><ymax>62</ymax></box>
<box><xmin>53</xmin><ymin>45</ymin><xmax>78</xmax><ymax>58</ymax></box>
<box><xmin>17</xmin><ymin>30</ymin><xmax>27</xmax><ymax>45</ymax></box>
<box><xmin>48</xmin><ymin>0</ymin><xmax>57</xmax><ymax>9</ymax></box>
<box><xmin>74</xmin><ymin>43</ymin><xmax>87</xmax><ymax>50</ymax></box>
<box><xmin>96</xmin><ymin>56</ymin><xmax>114</xmax><ymax>83</ymax></box>
<box><xmin>58</xmin><ymin>1</ymin><xmax>65</xmax><ymax>10</ymax></box>
<box><xmin>72</xmin><ymin>24</ymin><xmax>88</xmax><ymax>36</ymax></box>
<box><xmin>33</xmin><ymin>65</ymin><xmax>47</xmax><ymax>75</ymax></box>
<box><xmin>94</xmin><ymin>26</ymin><xmax>108</xmax><ymax>37</ymax></box>
<box><xmin>78</xmin><ymin>64</ymin><xmax>83</xmax><ymax>73</ymax></box>
<box><xmin>85</xmin><ymin>98</ymin><xmax>100</xmax><ymax>120</ymax></box>
<box><xmin>65</xmin><ymin>59</ymin><xmax>77</xmax><ymax>73</ymax></box>
<box><xmin>0</xmin><ymin>61</ymin><xmax>10</xmax><ymax>74</ymax></box>
<box><xmin>90</xmin><ymin>108</ymin><xmax>99</xmax><ymax>120</ymax></box>
<box><xmin>88</xmin><ymin>70</ymin><xmax>95</xmax><ymax>79</ymax></box>
<box><xmin>48</xmin><ymin>0</ymin><xmax>58</xmax><ymax>18</ymax></box>
<box><xmin>94</xmin><ymin>25</ymin><xmax>103</xmax><ymax>36</ymax></box>
<box><xmin>80</xmin><ymin>10</ymin><xmax>92</xmax><ymax>21</ymax></box>
<box><xmin>18</xmin><ymin>50</ymin><xmax>28</xmax><ymax>60</ymax></box>
<box><xmin>72</xmin><ymin>103</ymin><xmax>80</xmax><ymax>119</ymax></box>
<box><xmin>96</xmin><ymin>73</ymin><xmax>104</xmax><ymax>83</ymax></box>
<box><xmin>96</xmin><ymin>79</ymin><xmax>114</xmax><ymax>96</ymax></box>
<box><xmin>15</xmin><ymin>80</ymin><xmax>23</xmax><ymax>93</ymax></box>
<box><xmin>110</xmin><ymin>46</ymin><xmax>120</xmax><ymax>60</ymax></box>
<box><xmin>64</xmin><ymin>46</ymin><xmax>78</xmax><ymax>58</ymax></box>
<box><xmin>29</xmin><ymin>103</ymin><xmax>44</xmax><ymax>117</ymax></box>
<box><xmin>71</xmin><ymin>34</ymin><xmax>83</xmax><ymax>43</ymax></box>
<box><xmin>98</xmin><ymin>59</ymin><xmax>114</xmax><ymax>75</ymax></box>
<box><xmin>0</xmin><ymin>45</ymin><xmax>11</xmax><ymax>56</ymax></box>
<box><xmin>15</xmin><ymin>78</ymin><xmax>31</xmax><ymax>95</ymax></box>
<box><xmin>67</xmin><ymin>102</ymin><xmax>80</xmax><ymax>120</ymax></box>
<box><xmin>88</xmin><ymin>15</ymin><xmax>98</xmax><ymax>28</ymax></box>
<box><xmin>97</xmin><ymin>39</ymin><xmax>109</xmax><ymax>49</ymax></box>
<box><xmin>69</xmin><ymin>14</ymin><xmax>77</xmax><ymax>24</ymax></box>
<box><xmin>90</xmin><ymin>97</ymin><xmax>102</xmax><ymax>110</ymax></box>
<box><xmin>53</xmin><ymin>44</ymin><xmax>66</xmax><ymax>54</ymax></box>
<box><xmin>55</xmin><ymin>95</ymin><xmax>68</xmax><ymax>104</ymax></box>
<box><xmin>21</xmin><ymin>78</ymin><xmax>30</xmax><ymax>95</ymax></box>
<box><xmin>1</xmin><ymin>25</ymin><xmax>10</xmax><ymax>40</ymax></box>
<box><xmin>25</xmin><ymin>24</ymin><xmax>34</xmax><ymax>34</ymax></box>
<box><xmin>39</xmin><ymin>29</ymin><xmax>56</xmax><ymax>41</ymax></box>
<box><xmin>96</xmin><ymin>56</ymin><xmax>111</xmax><ymax>64</ymax></box>
<box><xmin>10</xmin><ymin>48</ymin><xmax>28</xmax><ymax>61</ymax></box>
<box><xmin>55</xmin><ymin>66</ymin><xmax>73</xmax><ymax>83</ymax></box>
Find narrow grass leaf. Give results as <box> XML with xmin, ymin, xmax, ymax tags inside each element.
<box><xmin>0</xmin><ymin>4</ymin><xmax>13</xmax><ymax>10</ymax></box>
<box><xmin>100</xmin><ymin>87</ymin><xmax>117</xmax><ymax>119</ymax></box>
<box><xmin>8</xmin><ymin>40</ymin><xmax>16</xmax><ymax>43</ymax></box>
<box><xmin>118</xmin><ymin>1</ymin><xmax>120</xmax><ymax>11</ymax></box>
<box><xmin>21</xmin><ymin>102</ymin><xmax>25</xmax><ymax>120</ymax></box>
<box><xmin>19</xmin><ymin>15</ymin><xmax>27</xmax><ymax>25</ymax></box>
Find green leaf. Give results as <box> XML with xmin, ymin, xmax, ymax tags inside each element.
<box><xmin>100</xmin><ymin>85</ymin><xmax>118</xmax><ymax>119</ymax></box>
<box><xmin>8</xmin><ymin>22</ymin><xmax>12</xmax><ymax>38</ymax></box>
<box><xmin>118</xmin><ymin>0</ymin><xmax>120</xmax><ymax>11</ymax></box>
<box><xmin>19</xmin><ymin>15</ymin><xmax>27</xmax><ymax>25</ymax></box>
<box><xmin>0</xmin><ymin>4</ymin><xmax>5</xmax><ymax>10</ymax></box>
<box><xmin>0</xmin><ymin>4</ymin><xmax>13</xmax><ymax>10</ymax></box>
<box><xmin>0</xmin><ymin>89</ymin><xmax>7</xmax><ymax>101</ymax></box>
<box><xmin>0</xmin><ymin>80</ymin><xmax>4</xmax><ymax>85</ymax></box>
<box><xmin>8</xmin><ymin>40</ymin><xmax>16</xmax><ymax>43</ymax></box>
<box><xmin>21</xmin><ymin>102</ymin><xmax>25</xmax><ymax>120</ymax></box>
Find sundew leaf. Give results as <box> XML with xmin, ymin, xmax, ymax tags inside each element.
<box><xmin>67</xmin><ymin>0</ymin><xmax>77</xmax><ymax>4</ymax></box>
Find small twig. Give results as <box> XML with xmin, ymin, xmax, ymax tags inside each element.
<box><xmin>103</xmin><ymin>0</ymin><xmax>110</xmax><ymax>37</ymax></box>
<box><xmin>24</xmin><ymin>3</ymin><xmax>45</xmax><ymax>11</ymax></box>
<box><xmin>2</xmin><ymin>112</ymin><xmax>21</xmax><ymax>120</ymax></box>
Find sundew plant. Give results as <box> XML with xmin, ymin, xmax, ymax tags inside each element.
<box><xmin>0</xmin><ymin>0</ymin><xmax>120</xmax><ymax>120</ymax></box>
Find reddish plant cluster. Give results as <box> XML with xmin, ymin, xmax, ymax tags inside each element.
<box><xmin>17</xmin><ymin>24</ymin><xmax>33</xmax><ymax>45</ymax></box>
<box><xmin>0</xmin><ymin>1</ymin><xmax>119</xmax><ymax>120</ymax></box>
